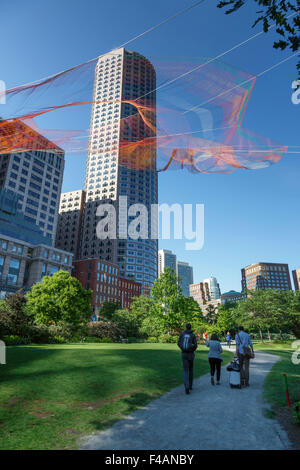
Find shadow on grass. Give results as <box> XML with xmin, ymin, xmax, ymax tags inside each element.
<box><xmin>89</xmin><ymin>391</ymin><xmax>158</xmax><ymax>431</ymax></box>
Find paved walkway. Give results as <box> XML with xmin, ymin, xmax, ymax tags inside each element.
<box><xmin>80</xmin><ymin>351</ymin><xmax>291</xmax><ymax>450</ymax></box>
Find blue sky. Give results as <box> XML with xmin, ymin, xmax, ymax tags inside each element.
<box><xmin>1</xmin><ymin>0</ymin><xmax>299</xmax><ymax>292</ymax></box>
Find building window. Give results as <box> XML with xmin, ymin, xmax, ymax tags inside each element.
<box><xmin>7</xmin><ymin>258</ymin><xmax>20</xmax><ymax>285</ymax></box>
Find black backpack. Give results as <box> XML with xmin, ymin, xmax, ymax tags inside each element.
<box><xmin>180</xmin><ymin>332</ymin><xmax>195</xmax><ymax>352</ymax></box>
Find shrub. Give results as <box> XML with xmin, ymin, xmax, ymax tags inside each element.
<box><xmin>2</xmin><ymin>335</ymin><xmax>30</xmax><ymax>346</ymax></box>
<box><xmin>147</xmin><ymin>336</ymin><xmax>159</xmax><ymax>343</ymax></box>
<box><xmin>26</xmin><ymin>325</ymin><xmax>53</xmax><ymax>344</ymax></box>
<box><xmin>53</xmin><ymin>335</ymin><xmax>66</xmax><ymax>344</ymax></box>
<box><xmin>83</xmin><ymin>336</ymin><xmax>104</xmax><ymax>343</ymax></box>
<box><xmin>87</xmin><ymin>321</ymin><xmax>125</xmax><ymax>340</ymax></box>
<box><xmin>99</xmin><ymin>337</ymin><xmax>112</xmax><ymax>343</ymax></box>
<box><xmin>127</xmin><ymin>336</ymin><xmax>138</xmax><ymax>343</ymax></box>
<box><xmin>159</xmin><ymin>334</ymin><xmax>178</xmax><ymax>343</ymax></box>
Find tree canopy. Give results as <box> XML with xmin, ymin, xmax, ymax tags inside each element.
<box><xmin>217</xmin><ymin>0</ymin><xmax>300</xmax><ymax>76</ymax></box>
<box><xmin>26</xmin><ymin>271</ymin><xmax>92</xmax><ymax>330</ymax></box>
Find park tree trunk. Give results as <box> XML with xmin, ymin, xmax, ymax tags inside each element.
<box><xmin>279</xmin><ymin>328</ymin><xmax>283</xmax><ymax>340</ymax></box>
<box><xmin>267</xmin><ymin>329</ymin><xmax>271</xmax><ymax>342</ymax></box>
<box><xmin>259</xmin><ymin>328</ymin><xmax>263</xmax><ymax>342</ymax></box>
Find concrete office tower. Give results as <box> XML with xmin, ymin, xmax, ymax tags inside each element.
<box><xmin>177</xmin><ymin>261</ymin><xmax>193</xmax><ymax>297</ymax></box>
<box><xmin>241</xmin><ymin>262</ymin><xmax>292</xmax><ymax>291</ymax></box>
<box><xmin>292</xmin><ymin>268</ymin><xmax>300</xmax><ymax>291</ymax></box>
<box><xmin>158</xmin><ymin>249</ymin><xmax>177</xmax><ymax>276</ymax></box>
<box><xmin>80</xmin><ymin>48</ymin><xmax>158</xmax><ymax>292</ymax></box>
<box><xmin>55</xmin><ymin>190</ymin><xmax>86</xmax><ymax>258</ymax></box>
<box><xmin>0</xmin><ymin>119</ymin><xmax>64</xmax><ymax>245</ymax></box>
<box><xmin>204</xmin><ymin>276</ymin><xmax>221</xmax><ymax>300</ymax></box>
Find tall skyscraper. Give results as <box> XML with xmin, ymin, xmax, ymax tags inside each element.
<box><xmin>177</xmin><ymin>261</ymin><xmax>193</xmax><ymax>297</ymax></box>
<box><xmin>292</xmin><ymin>268</ymin><xmax>300</xmax><ymax>291</ymax></box>
<box><xmin>56</xmin><ymin>190</ymin><xmax>86</xmax><ymax>258</ymax></box>
<box><xmin>241</xmin><ymin>262</ymin><xmax>292</xmax><ymax>291</ymax></box>
<box><xmin>203</xmin><ymin>276</ymin><xmax>221</xmax><ymax>300</ymax></box>
<box><xmin>158</xmin><ymin>249</ymin><xmax>177</xmax><ymax>276</ymax></box>
<box><xmin>0</xmin><ymin>119</ymin><xmax>64</xmax><ymax>245</ymax></box>
<box><xmin>79</xmin><ymin>48</ymin><xmax>158</xmax><ymax>292</ymax></box>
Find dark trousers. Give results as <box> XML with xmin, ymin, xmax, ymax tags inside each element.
<box><xmin>209</xmin><ymin>358</ymin><xmax>222</xmax><ymax>381</ymax></box>
<box><xmin>238</xmin><ymin>353</ymin><xmax>250</xmax><ymax>385</ymax></box>
<box><xmin>182</xmin><ymin>352</ymin><xmax>194</xmax><ymax>389</ymax></box>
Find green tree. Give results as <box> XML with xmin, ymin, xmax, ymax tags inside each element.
<box><xmin>205</xmin><ymin>304</ymin><xmax>218</xmax><ymax>325</ymax></box>
<box><xmin>111</xmin><ymin>308</ymin><xmax>141</xmax><ymax>338</ymax></box>
<box><xmin>130</xmin><ymin>295</ymin><xmax>153</xmax><ymax>324</ymax></box>
<box><xmin>283</xmin><ymin>290</ymin><xmax>300</xmax><ymax>338</ymax></box>
<box><xmin>26</xmin><ymin>271</ymin><xmax>92</xmax><ymax>331</ymax></box>
<box><xmin>99</xmin><ymin>301</ymin><xmax>122</xmax><ymax>320</ymax></box>
<box><xmin>217</xmin><ymin>0</ymin><xmax>300</xmax><ymax>76</ymax></box>
<box><xmin>0</xmin><ymin>290</ymin><xmax>31</xmax><ymax>337</ymax></box>
<box><xmin>236</xmin><ymin>289</ymin><xmax>277</xmax><ymax>340</ymax></box>
<box><xmin>150</xmin><ymin>268</ymin><xmax>184</xmax><ymax>334</ymax></box>
<box><xmin>216</xmin><ymin>303</ymin><xmax>239</xmax><ymax>334</ymax></box>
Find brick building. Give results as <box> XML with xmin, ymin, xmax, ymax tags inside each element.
<box><xmin>241</xmin><ymin>262</ymin><xmax>292</xmax><ymax>291</ymax></box>
<box><xmin>73</xmin><ymin>258</ymin><xmax>141</xmax><ymax>315</ymax></box>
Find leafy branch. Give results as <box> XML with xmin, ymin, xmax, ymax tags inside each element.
<box><xmin>217</xmin><ymin>1</ymin><xmax>300</xmax><ymax>76</ymax></box>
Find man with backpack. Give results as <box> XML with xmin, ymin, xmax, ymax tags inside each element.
<box><xmin>178</xmin><ymin>323</ymin><xmax>198</xmax><ymax>394</ymax></box>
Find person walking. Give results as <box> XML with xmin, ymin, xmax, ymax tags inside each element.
<box><xmin>225</xmin><ymin>331</ymin><xmax>231</xmax><ymax>348</ymax></box>
<box><xmin>206</xmin><ymin>333</ymin><xmax>223</xmax><ymax>385</ymax></box>
<box><xmin>235</xmin><ymin>326</ymin><xmax>255</xmax><ymax>387</ymax></box>
<box><xmin>178</xmin><ymin>323</ymin><xmax>198</xmax><ymax>394</ymax></box>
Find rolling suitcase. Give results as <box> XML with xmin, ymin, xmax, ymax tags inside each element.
<box><xmin>227</xmin><ymin>358</ymin><xmax>241</xmax><ymax>389</ymax></box>
<box><xmin>229</xmin><ymin>370</ymin><xmax>241</xmax><ymax>388</ymax></box>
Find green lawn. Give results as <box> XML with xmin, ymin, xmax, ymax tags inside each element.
<box><xmin>255</xmin><ymin>342</ymin><xmax>300</xmax><ymax>410</ymax></box>
<box><xmin>0</xmin><ymin>343</ymin><xmax>232</xmax><ymax>450</ymax></box>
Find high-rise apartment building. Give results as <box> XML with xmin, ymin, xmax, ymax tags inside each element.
<box><xmin>177</xmin><ymin>261</ymin><xmax>193</xmax><ymax>298</ymax></box>
<box><xmin>203</xmin><ymin>276</ymin><xmax>221</xmax><ymax>300</ymax></box>
<box><xmin>158</xmin><ymin>249</ymin><xmax>193</xmax><ymax>297</ymax></box>
<box><xmin>0</xmin><ymin>119</ymin><xmax>65</xmax><ymax>245</ymax></box>
<box><xmin>241</xmin><ymin>262</ymin><xmax>292</xmax><ymax>291</ymax></box>
<box><xmin>158</xmin><ymin>249</ymin><xmax>177</xmax><ymax>276</ymax></box>
<box><xmin>79</xmin><ymin>48</ymin><xmax>158</xmax><ymax>292</ymax></box>
<box><xmin>55</xmin><ymin>190</ymin><xmax>86</xmax><ymax>258</ymax></box>
<box><xmin>292</xmin><ymin>268</ymin><xmax>300</xmax><ymax>291</ymax></box>
<box><xmin>189</xmin><ymin>281</ymin><xmax>221</xmax><ymax>314</ymax></box>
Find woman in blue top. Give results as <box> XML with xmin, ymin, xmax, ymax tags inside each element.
<box><xmin>206</xmin><ymin>333</ymin><xmax>223</xmax><ymax>385</ymax></box>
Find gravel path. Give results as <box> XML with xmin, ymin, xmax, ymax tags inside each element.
<box><xmin>80</xmin><ymin>350</ymin><xmax>291</xmax><ymax>450</ymax></box>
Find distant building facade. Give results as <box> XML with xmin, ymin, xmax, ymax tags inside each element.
<box><xmin>221</xmin><ymin>290</ymin><xmax>242</xmax><ymax>304</ymax></box>
<box><xmin>177</xmin><ymin>261</ymin><xmax>193</xmax><ymax>297</ymax></box>
<box><xmin>241</xmin><ymin>262</ymin><xmax>292</xmax><ymax>291</ymax></box>
<box><xmin>292</xmin><ymin>268</ymin><xmax>300</xmax><ymax>291</ymax></box>
<box><xmin>158</xmin><ymin>249</ymin><xmax>177</xmax><ymax>276</ymax></box>
<box><xmin>203</xmin><ymin>276</ymin><xmax>221</xmax><ymax>300</ymax></box>
<box><xmin>73</xmin><ymin>258</ymin><xmax>142</xmax><ymax>315</ymax></box>
<box><xmin>0</xmin><ymin>121</ymin><xmax>73</xmax><ymax>297</ymax></box>
<box><xmin>189</xmin><ymin>281</ymin><xmax>220</xmax><ymax>314</ymax></box>
<box><xmin>55</xmin><ymin>190</ymin><xmax>86</xmax><ymax>258</ymax></box>
<box><xmin>0</xmin><ymin>119</ymin><xmax>65</xmax><ymax>245</ymax></box>
<box><xmin>0</xmin><ymin>233</ymin><xmax>72</xmax><ymax>298</ymax></box>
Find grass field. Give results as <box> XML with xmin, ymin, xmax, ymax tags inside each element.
<box><xmin>255</xmin><ymin>342</ymin><xmax>300</xmax><ymax>410</ymax></box>
<box><xmin>0</xmin><ymin>343</ymin><xmax>233</xmax><ymax>450</ymax></box>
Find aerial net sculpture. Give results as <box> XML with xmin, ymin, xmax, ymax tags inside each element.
<box><xmin>0</xmin><ymin>52</ymin><xmax>287</xmax><ymax>174</ymax></box>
